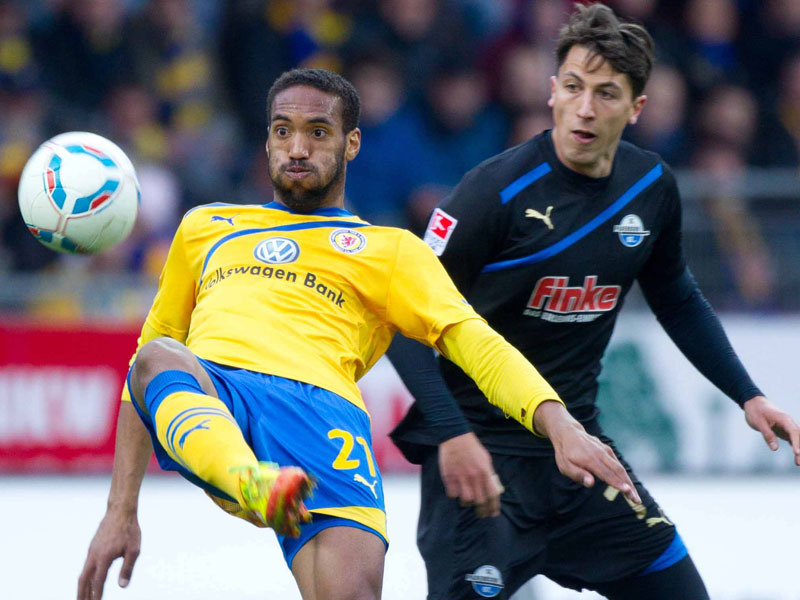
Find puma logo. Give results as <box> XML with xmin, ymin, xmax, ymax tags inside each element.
<box><xmin>354</xmin><ymin>473</ymin><xmax>379</xmax><ymax>499</ymax></box>
<box><xmin>603</xmin><ymin>485</ymin><xmax>647</xmax><ymax>520</ymax></box>
<box><xmin>646</xmin><ymin>508</ymin><xmax>674</xmax><ymax>528</ymax></box>
<box><xmin>525</xmin><ymin>206</ymin><xmax>554</xmax><ymax>230</ymax></box>
<box><xmin>211</xmin><ymin>215</ymin><xmax>235</xmax><ymax>226</ymax></box>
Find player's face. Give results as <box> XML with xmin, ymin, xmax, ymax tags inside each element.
<box><xmin>267</xmin><ymin>85</ymin><xmax>361</xmax><ymax>211</ymax></box>
<box><xmin>548</xmin><ymin>45</ymin><xmax>646</xmax><ymax>178</ymax></box>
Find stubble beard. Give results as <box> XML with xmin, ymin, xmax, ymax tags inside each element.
<box><xmin>270</xmin><ymin>152</ymin><xmax>346</xmax><ymax>213</ymax></box>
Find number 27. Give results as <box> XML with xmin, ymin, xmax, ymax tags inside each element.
<box><xmin>328</xmin><ymin>429</ymin><xmax>376</xmax><ymax>477</ymax></box>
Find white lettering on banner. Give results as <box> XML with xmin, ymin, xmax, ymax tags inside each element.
<box><xmin>0</xmin><ymin>366</ymin><xmax>118</xmax><ymax>444</ymax></box>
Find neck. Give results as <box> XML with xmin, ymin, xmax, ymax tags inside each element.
<box><xmin>551</xmin><ymin>126</ymin><xmax>618</xmax><ymax>178</ymax></box>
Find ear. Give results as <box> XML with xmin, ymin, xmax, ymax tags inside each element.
<box><xmin>345</xmin><ymin>128</ymin><xmax>361</xmax><ymax>162</ymax></box>
<box><xmin>548</xmin><ymin>75</ymin><xmax>557</xmax><ymax>108</ymax></box>
<box><xmin>628</xmin><ymin>95</ymin><xmax>647</xmax><ymax>125</ymax></box>
<box><xmin>265</xmin><ymin>140</ymin><xmax>269</xmax><ymax>157</ymax></box>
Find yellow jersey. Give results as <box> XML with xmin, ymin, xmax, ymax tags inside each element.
<box><xmin>125</xmin><ymin>201</ymin><xmax>483</xmax><ymax>413</ymax></box>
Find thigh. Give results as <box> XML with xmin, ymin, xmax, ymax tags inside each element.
<box><xmin>543</xmin><ymin>443</ymin><xmax>677</xmax><ymax>590</ymax></box>
<box><xmin>591</xmin><ymin>554</ymin><xmax>709</xmax><ymax>600</ymax></box>
<box><xmin>292</xmin><ymin>525</ymin><xmax>385</xmax><ymax>600</ymax></box>
<box><xmin>441</xmin><ymin>454</ymin><xmax>550</xmax><ymax>600</ymax></box>
<box><xmin>416</xmin><ymin>449</ymin><xmax>457</xmax><ymax>600</ymax></box>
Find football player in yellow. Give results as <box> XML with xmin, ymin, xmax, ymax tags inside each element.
<box><xmin>77</xmin><ymin>69</ymin><xmax>639</xmax><ymax>600</ymax></box>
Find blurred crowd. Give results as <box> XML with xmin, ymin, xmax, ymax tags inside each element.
<box><xmin>1</xmin><ymin>0</ymin><xmax>800</xmax><ymax>314</ymax></box>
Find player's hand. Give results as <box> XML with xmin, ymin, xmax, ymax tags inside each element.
<box><xmin>77</xmin><ymin>509</ymin><xmax>141</xmax><ymax>600</ymax></box>
<box><xmin>533</xmin><ymin>400</ymin><xmax>641</xmax><ymax>505</ymax></box>
<box><xmin>744</xmin><ymin>395</ymin><xmax>800</xmax><ymax>466</ymax></box>
<box><xmin>439</xmin><ymin>432</ymin><xmax>504</xmax><ymax>518</ymax></box>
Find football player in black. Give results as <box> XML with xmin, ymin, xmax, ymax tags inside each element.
<box><xmin>387</xmin><ymin>3</ymin><xmax>800</xmax><ymax>599</ymax></box>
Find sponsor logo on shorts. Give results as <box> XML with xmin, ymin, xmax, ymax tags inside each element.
<box><xmin>254</xmin><ymin>237</ymin><xmax>300</xmax><ymax>264</ymax></box>
<box><xmin>465</xmin><ymin>565</ymin><xmax>504</xmax><ymax>598</ymax></box>
<box><xmin>423</xmin><ymin>208</ymin><xmax>457</xmax><ymax>256</ymax></box>
<box><xmin>524</xmin><ymin>276</ymin><xmax>621</xmax><ymax>322</ymax></box>
<box><xmin>330</xmin><ymin>228</ymin><xmax>367</xmax><ymax>254</ymax></box>
<box><xmin>613</xmin><ymin>214</ymin><xmax>650</xmax><ymax>247</ymax></box>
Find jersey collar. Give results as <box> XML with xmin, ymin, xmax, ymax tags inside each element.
<box><xmin>264</xmin><ymin>201</ymin><xmax>356</xmax><ymax>218</ymax></box>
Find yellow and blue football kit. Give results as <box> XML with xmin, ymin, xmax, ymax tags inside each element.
<box><xmin>124</xmin><ymin>201</ymin><xmax>562</xmax><ymax>564</ymax></box>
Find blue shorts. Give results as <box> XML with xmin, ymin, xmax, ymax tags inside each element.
<box><xmin>130</xmin><ymin>358</ymin><xmax>387</xmax><ymax>566</ymax></box>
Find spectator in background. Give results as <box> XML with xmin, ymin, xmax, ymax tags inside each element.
<box><xmin>497</xmin><ymin>43</ymin><xmax>556</xmax><ymax>117</ymax></box>
<box><xmin>625</xmin><ymin>64</ymin><xmax>690</xmax><ymax>166</ymax></box>
<box><xmin>691</xmin><ymin>143</ymin><xmax>776</xmax><ymax>308</ymax></box>
<box><xmin>0</xmin><ymin>1</ymin><xmax>54</xmax><ymax>272</ymax></box>
<box><xmin>695</xmin><ymin>83</ymin><xmax>758</xmax><ymax>159</ymax></box>
<box><xmin>689</xmin><ymin>83</ymin><xmax>777</xmax><ymax>307</ymax></box>
<box><xmin>0</xmin><ymin>87</ymin><xmax>54</xmax><ymax>273</ymax></box>
<box><xmin>481</xmin><ymin>0</ymin><xmax>566</xmax><ymax>95</ymax></box>
<box><xmin>30</xmin><ymin>0</ymin><xmax>135</xmax><ymax>130</ymax></box>
<box><xmin>682</xmin><ymin>0</ymin><xmax>744</xmax><ymax>97</ymax></box>
<box><xmin>740</xmin><ymin>0</ymin><xmax>800</xmax><ymax>102</ymax></box>
<box><xmin>345</xmin><ymin>0</ymin><xmax>472</xmax><ymax>103</ymax></box>
<box><xmin>345</xmin><ymin>53</ymin><xmax>432</xmax><ymax>228</ymax></box>
<box><xmin>219</xmin><ymin>0</ymin><xmax>292</xmax><ymax>147</ymax></box>
<box><xmin>261</xmin><ymin>0</ymin><xmax>353</xmax><ymax>72</ymax></box>
<box><xmin>128</xmin><ymin>0</ymin><xmax>238</xmax><ymax>211</ymax></box>
<box><xmin>608</xmin><ymin>0</ymin><xmax>688</xmax><ymax>68</ymax></box>
<box><xmin>0</xmin><ymin>1</ymin><xmax>40</xmax><ymax>94</ymax></box>
<box><xmin>752</xmin><ymin>51</ymin><xmax>800</xmax><ymax>169</ymax></box>
<box><xmin>98</xmin><ymin>82</ymin><xmax>182</xmax><ymax>278</ymax></box>
<box><xmin>409</xmin><ymin>61</ymin><xmax>508</xmax><ymax>230</ymax></box>
<box><xmin>104</xmin><ymin>83</ymin><xmax>170</xmax><ymax>166</ymax></box>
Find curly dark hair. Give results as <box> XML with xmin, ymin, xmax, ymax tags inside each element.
<box><xmin>556</xmin><ymin>3</ymin><xmax>654</xmax><ymax>97</ymax></box>
<box><xmin>266</xmin><ymin>68</ymin><xmax>361</xmax><ymax>133</ymax></box>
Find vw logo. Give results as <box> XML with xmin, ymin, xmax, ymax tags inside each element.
<box><xmin>254</xmin><ymin>237</ymin><xmax>300</xmax><ymax>264</ymax></box>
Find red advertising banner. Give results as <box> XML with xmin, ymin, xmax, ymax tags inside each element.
<box><xmin>0</xmin><ymin>321</ymin><xmax>417</xmax><ymax>473</ymax></box>
<box><xmin>0</xmin><ymin>320</ymin><xmax>139</xmax><ymax>472</ymax></box>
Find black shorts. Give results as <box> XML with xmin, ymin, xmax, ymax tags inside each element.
<box><xmin>418</xmin><ymin>440</ymin><xmax>678</xmax><ymax>599</ymax></box>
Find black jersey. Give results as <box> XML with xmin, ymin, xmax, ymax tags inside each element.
<box><xmin>398</xmin><ymin>130</ymin><xmax>758</xmax><ymax>456</ymax></box>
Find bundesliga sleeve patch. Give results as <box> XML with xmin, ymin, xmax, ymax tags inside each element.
<box><xmin>423</xmin><ymin>208</ymin><xmax>458</xmax><ymax>256</ymax></box>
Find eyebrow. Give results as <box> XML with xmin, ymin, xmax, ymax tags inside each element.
<box><xmin>562</xmin><ymin>70</ymin><xmax>624</xmax><ymax>92</ymax></box>
<box><xmin>271</xmin><ymin>113</ymin><xmax>335</xmax><ymax>126</ymax></box>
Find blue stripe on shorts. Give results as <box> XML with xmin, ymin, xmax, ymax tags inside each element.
<box><xmin>639</xmin><ymin>529</ymin><xmax>688</xmax><ymax>576</ymax></box>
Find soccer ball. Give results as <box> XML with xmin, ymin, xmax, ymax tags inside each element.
<box><xmin>17</xmin><ymin>131</ymin><xmax>140</xmax><ymax>254</ymax></box>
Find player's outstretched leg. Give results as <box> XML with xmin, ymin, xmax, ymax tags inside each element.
<box><xmin>129</xmin><ymin>337</ymin><xmax>313</xmax><ymax>537</ymax></box>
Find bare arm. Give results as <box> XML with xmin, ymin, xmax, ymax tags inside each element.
<box><xmin>77</xmin><ymin>402</ymin><xmax>153</xmax><ymax>600</ymax></box>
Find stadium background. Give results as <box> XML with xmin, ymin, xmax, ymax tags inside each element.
<box><xmin>1</xmin><ymin>0</ymin><xmax>799</xmax><ymax>598</ymax></box>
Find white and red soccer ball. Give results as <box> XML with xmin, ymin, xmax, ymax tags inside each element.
<box><xmin>17</xmin><ymin>131</ymin><xmax>140</xmax><ymax>254</ymax></box>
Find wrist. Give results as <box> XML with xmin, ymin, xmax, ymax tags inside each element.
<box><xmin>106</xmin><ymin>495</ymin><xmax>139</xmax><ymax>515</ymax></box>
<box><xmin>532</xmin><ymin>400</ymin><xmax>581</xmax><ymax>439</ymax></box>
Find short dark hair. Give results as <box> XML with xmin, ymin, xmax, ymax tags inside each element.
<box><xmin>556</xmin><ymin>3</ymin><xmax>654</xmax><ymax>97</ymax></box>
<box><xmin>266</xmin><ymin>68</ymin><xmax>361</xmax><ymax>133</ymax></box>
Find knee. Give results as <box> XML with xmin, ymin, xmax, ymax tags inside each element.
<box><xmin>129</xmin><ymin>337</ymin><xmax>190</xmax><ymax>404</ymax></box>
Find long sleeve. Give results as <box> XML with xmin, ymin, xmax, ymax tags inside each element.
<box><xmin>385</xmin><ymin>334</ymin><xmax>471</xmax><ymax>443</ymax></box>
